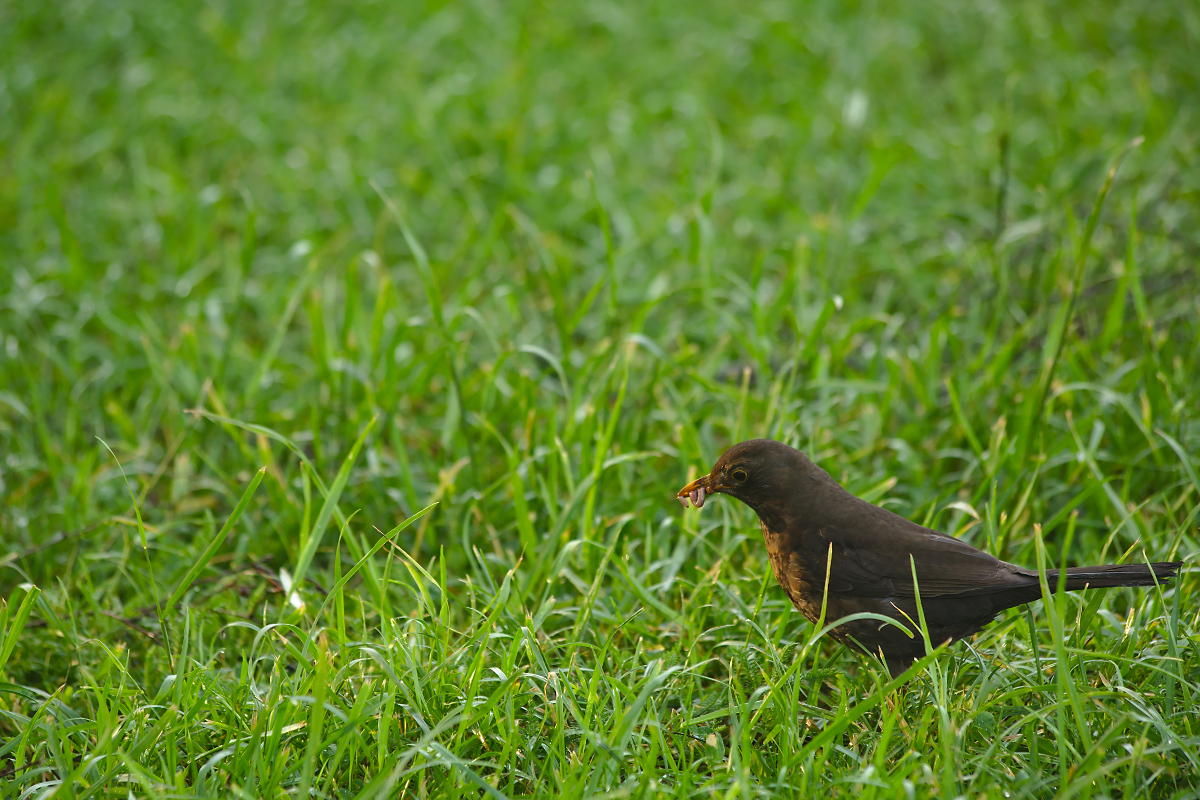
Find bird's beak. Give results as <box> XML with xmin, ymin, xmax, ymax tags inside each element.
<box><xmin>677</xmin><ymin>474</ymin><xmax>722</xmax><ymax>509</ymax></box>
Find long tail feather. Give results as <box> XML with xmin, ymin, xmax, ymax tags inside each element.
<box><xmin>1051</xmin><ymin>561</ymin><xmax>1182</xmax><ymax>590</ymax></box>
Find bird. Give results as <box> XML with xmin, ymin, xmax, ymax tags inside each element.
<box><xmin>677</xmin><ymin>438</ymin><xmax>1183</xmax><ymax>678</ymax></box>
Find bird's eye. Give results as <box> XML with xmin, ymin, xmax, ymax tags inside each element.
<box><xmin>732</xmin><ymin>468</ymin><xmax>748</xmax><ymax>483</ymax></box>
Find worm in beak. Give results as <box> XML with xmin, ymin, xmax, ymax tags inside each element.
<box><xmin>676</xmin><ymin>475</ymin><xmax>711</xmax><ymax>508</ymax></box>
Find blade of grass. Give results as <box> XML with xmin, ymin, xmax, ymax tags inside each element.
<box><xmin>0</xmin><ymin>584</ymin><xmax>42</xmax><ymax>674</ymax></box>
<box><xmin>98</xmin><ymin>437</ymin><xmax>173</xmax><ymax>667</ymax></box>
<box><xmin>1019</xmin><ymin>137</ymin><xmax>1142</xmax><ymax>452</ymax></box>
<box><xmin>286</xmin><ymin>414</ymin><xmax>377</xmax><ymax>615</ymax></box>
<box><xmin>300</xmin><ymin>503</ymin><xmax>436</xmax><ymax>656</ymax></box>
<box><xmin>165</xmin><ymin>467</ymin><xmax>266</xmax><ymax>610</ymax></box>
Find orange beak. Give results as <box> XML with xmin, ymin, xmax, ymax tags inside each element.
<box><xmin>677</xmin><ymin>474</ymin><xmax>714</xmax><ymax>508</ymax></box>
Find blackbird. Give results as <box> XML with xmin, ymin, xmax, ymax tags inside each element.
<box><xmin>677</xmin><ymin>439</ymin><xmax>1183</xmax><ymax>677</ymax></box>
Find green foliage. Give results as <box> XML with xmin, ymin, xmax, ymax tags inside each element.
<box><xmin>2</xmin><ymin>0</ymin><xmax>1198</xmax><ymax>796</ymax></box>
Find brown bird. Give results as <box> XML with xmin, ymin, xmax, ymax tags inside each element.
<box><xmin>678</xmin><ymin>439</ymin><xmax>1183</xmax><ymax>677</ymax></box>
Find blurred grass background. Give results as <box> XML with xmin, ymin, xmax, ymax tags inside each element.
<box><xmin>1</xmin><ymin>0</ymin><xmax>1198</xmax><ymax>796</ymax></box>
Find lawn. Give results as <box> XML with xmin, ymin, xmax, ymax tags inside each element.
<box><xmin>2</xmin><ymin>0</ymin><xmax>1199</xmax><ymax>796</ymax></box>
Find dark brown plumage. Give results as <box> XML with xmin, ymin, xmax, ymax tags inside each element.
<box><xmin>677</xmin><ymin>439</ymin><xmax>1183</xmax><ymax>678</ymax></box>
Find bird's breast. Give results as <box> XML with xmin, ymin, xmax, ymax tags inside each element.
<box><xmin>760</xmin><ymin>520</ymin><xmax>824</xmax><ymax>624</ymax></box>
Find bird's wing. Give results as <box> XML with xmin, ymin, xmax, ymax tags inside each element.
<box><xmin>803</xmin><ymin>504</ymin><xmax>1028</xmax><ymax>598</ymax></box>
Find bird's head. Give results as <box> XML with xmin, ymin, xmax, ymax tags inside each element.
<box><xmin>676</xmin><ymin>439</ymin><xmax>807</xmax><ymax>516</ymax></box>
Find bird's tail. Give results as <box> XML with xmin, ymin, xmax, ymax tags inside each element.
<box><xmin>1048</xmin><ymin>561</ymin><xmax>1182</xmax><ymax>590</ymax></box>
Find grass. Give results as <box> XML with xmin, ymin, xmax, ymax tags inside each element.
<box><xmin>2</xmin><ymin>0</ymin><xmax>1199</xmax><ymax>796</ymax></box>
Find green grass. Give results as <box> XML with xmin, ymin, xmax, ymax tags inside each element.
<box><xmin>2</xmin><ymin>0</ymin><xmax>1199</xmax><ymax>796</ymax></box>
